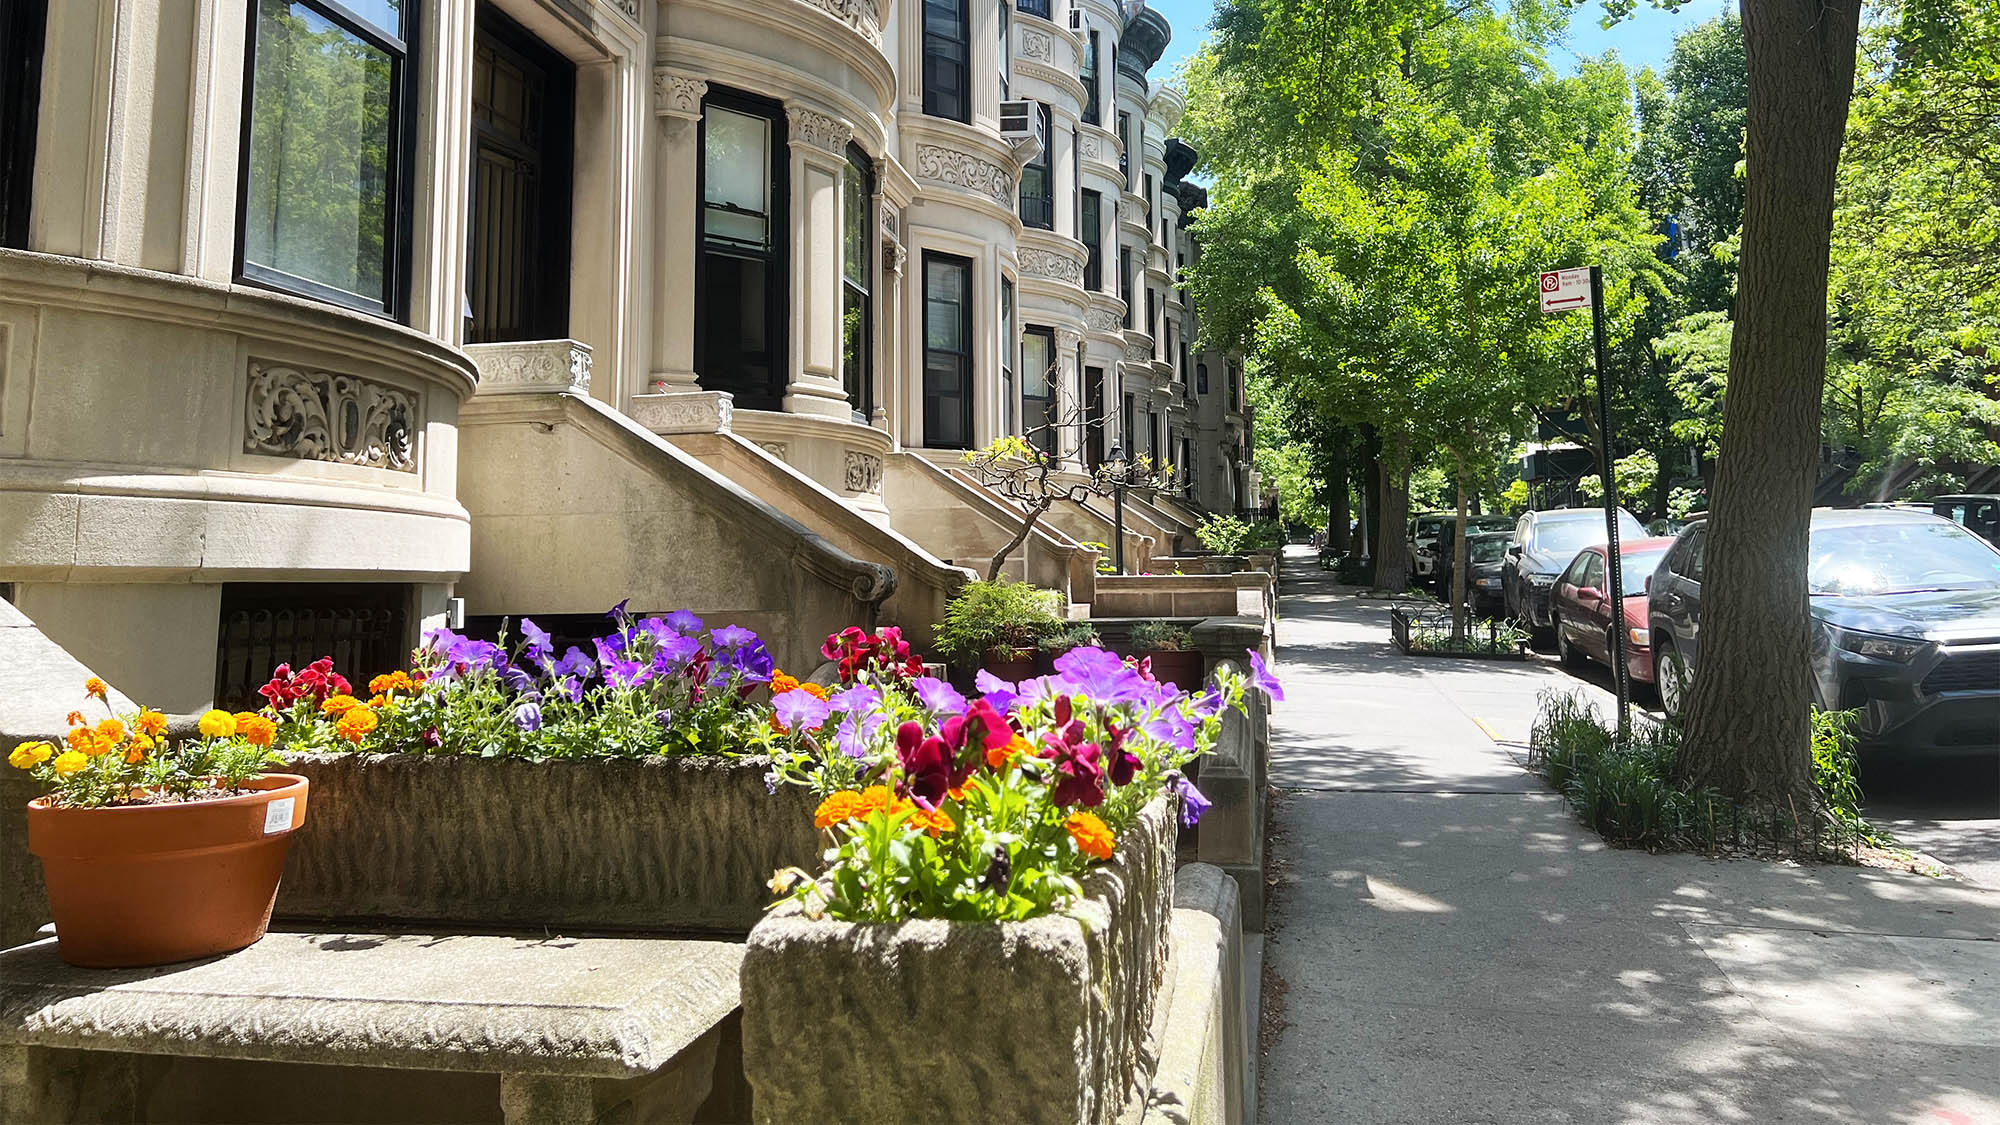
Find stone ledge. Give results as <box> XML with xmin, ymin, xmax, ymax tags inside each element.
<box><xmin>0</xmin><ymin>931</ymin><xmax>743</xmax><ymax>1079</ymax></box>
<box><xmin>1135</xmin><ymin>865</ymin><xmax>1247</xmax><ymax>1125</ymax></box>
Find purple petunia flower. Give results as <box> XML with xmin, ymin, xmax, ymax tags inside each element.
<box><xmin>1247</xmin><ymin>650</ymin><xmax>1284</xmax><ymax>702</ymax></box>
<box><xmin>711</xmin><ymin>624</ymin><xmax>758</xmax><ymax>649</ymax></box>
<box><xmin>911</xmin><ymin>676</ymin><xmax>967</xmax><ymax>716</ymax></box>
<box><xmin>605</xmin><ymin>598</ymin><xmax>631</xmax><ymax>622</ymax></box>
<box><xmin>825</xmin><ymin>684</ymin><xmax>883</xmax><ymax>717</ymax></box>
<box><xmin>1190</xmin><ymin>687</ymin><xmax>1226</xmax><ymax>720</ymax></box>
<box><xmin>1143</xmin><ymin>708</ymin><xmax>1197</xmax><ymax>755</ymax></box>
<box><xmin>1052</xmin><ymin>646</ymin><xmax>1148</xmax><ymax>703</ymax></box>
<box><xmin>834</xmin><ymin>710</ymin><xmax>888</xmax><ymax>759</ymax></box>
<box><xmin>1176</xmin><ymin>776</ymin><xmax>1212</xmax><ymax>826</ymax></box>
<box><xmin>665</xmin><ymin>609</ymin><xmax>703</xmax><ymax>635</ymax></box>
<box><xmin>974</xmin><ymin>669</ymin><xmax>1019</xmax><ymax>715</ymax></box>
<box><xmin>513</xmin><ymin>701</ymin><xmax>543</xmax><ymax>732</ymax></box>
<box><xmin>716</xmin><ymin>637</ymin><xmax>774</xmax><ymax>684</ymax></box>
<box><xmin>519</xmin><ymin>618</ymin><xmax>554</xmax><ymax>668</ymax></box>
<box><xmin>774</xmin><ymin>689</ymin><xmax>834</xmax><ymax>733</ymax></box>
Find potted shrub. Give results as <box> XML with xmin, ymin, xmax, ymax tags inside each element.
<box><xmin>930</xmin><ymin>578</ymin><xmax>1063</xmax><ymax>682</ymax></box>
<box><xmin>1129</xmin><ymin>621</ymin><xmax>1204</xmax><ymax>691</ymax></box>
<box><xmin>1193</xmin><ymin>514</ymin><xmax>1250</xmax><ymax>572</ymax></box>
<box><xmin>9</xmin><ymin>679</ymin><xmax>307</xmax><ymax>967</ymax></box>
<box><xmin>746</xmin><ymin>646</ymin><xmax>1283</xmax><ymax>1123</ymax></box>
<box><xmin>1034</xmin><ymin>622</ymin><xmax>1103</xmax><ymax>674</ymax></box>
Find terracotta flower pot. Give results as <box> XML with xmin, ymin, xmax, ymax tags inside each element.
<box><xmin>1140</xmin><ymin>650</ymin><xmax>1207</xmax><ymax>693</ymax></box>
<box><xmin>26</xmin><ymin>774</ymin><xmax>310</xmax><ymax>968</ymax></box>
<box><xmin>981</xmin><ymin>650</ymin><xmax>1037</xmax><ymax>683</ymax></box>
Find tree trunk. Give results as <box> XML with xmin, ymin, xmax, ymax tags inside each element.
<box><xmin>1451</xmin><ymin>449</ymin><xmax>1470</xmax><ymax>642</ymax></box>
<box><xmin>987</xmin><ymin>499</ymin><xmax>1054</xmax><ymax>582</ymax></box>
<box><xmin>1359</xmin><ymin>424</ymin><xmax>1383</xmax><ymax>560</ymax></box>
<box><xmin>1372</xmin><ymin>431</ymin><xmax>1411</xmax><ymax>592</ymax></box>
<box><xmin>1677</xmin><ymin>0</ymin><xmax>1860</xmax><ymax>809</ymax></box>
<box><xmin>1327</xmin><ymin>441</ymin><xmax>1351</xmax><ymax>551</ymax></box>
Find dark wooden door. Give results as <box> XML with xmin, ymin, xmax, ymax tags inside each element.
<box><xmin>468</xmin><ymin>6</ymin><xmax>573</xmax><ymax>343</ymax></box>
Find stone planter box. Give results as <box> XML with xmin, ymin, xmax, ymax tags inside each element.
<box><xmin>274</xmin><ymin>753</ymin><xmax>819</xmax><ymax>934</ymax></box>
<box><xmin>739</xmin><ymin>798</ymin><xmax>1178</xmax><ymax>1125</ymax></box>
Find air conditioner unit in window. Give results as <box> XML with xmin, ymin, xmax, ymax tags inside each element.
<box><xmin>999</xmin><ymin>99</ymin><xmax>1047</xmax><ymax>150</ymax></box>
<box><xmin>1068</xmin><ymin>5</ymin><xmax>1085</xmax><ymax>32</ymax></box>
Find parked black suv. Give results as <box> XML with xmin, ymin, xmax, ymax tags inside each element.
<box><xmin>1648</xmin><ymin>508</ymin><xmax>2000</xmax><ymax>755</ymax></box>
<box><xmin>1502</xmin><ymin>507</ymin><xmax>1644</xmax><ymax>631</ymax></box>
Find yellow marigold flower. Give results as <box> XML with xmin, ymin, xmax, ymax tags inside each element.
<box><xmin>8</xmin><ymin>741</ymin><xmax>54</xmax><ymax>770</ymax></box>
<box><xmin>237</xmin><ymin>714</ymin><xmax>278</xmax><ymax>748</ymax></box>
<box><xmin>335</xmin><ymin>706</ymin><xmax>379</xmax><ymax>743</ymax></box>
<box><xmin>95</xmin><ymin>718</ymin><xmax>125</xmax><ymax>743</ymax></box>
<box><xmin>905</xmin><ymin>807</ymin><xmax>955</xmax><ymax>837</ymax></box>
<box><xmin>83</xmin><ymin>677</ymin><xmax>108</xmax><ymax>700</ymax></box>
<box><xmin>137</xmin><ymin>709</ymin><xmax>168</xmax><ymax>737</ymax></box>
<box><xmin>813</xmin><ymin>790</ymin><xmax>867</xmax><ymax>829</ymax></box>
<box><xmin>64</xmin><ymin>711</ymin><xmax>85</xmax><ymax>728</ymax></box>
<box><xmin>1064</xmin><ymin>811</ymin><xmax>1116</xmax><ymax>862</ymax></box>
<box><xmin>51</xmin><ymin>750</ymin><xmax>89</xmax><ymax>776</ymax></box>
<box><xmin>197</xmin><ymin>709</ymin><xmax>236</xmax><ymax>738</ymax></box>
<box><xmin>320</xmin><ymin>694</ymin><xmax>361</xmax><ymax>716</ymax></box>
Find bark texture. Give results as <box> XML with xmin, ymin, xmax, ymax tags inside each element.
<box><xmin>1327</xmin><ymin>441</ymin><xmax>1351</xmax><ymax>551</ymax></box>
<box><xmin>1372</xmin><ymin>432</ymin><xmax>1411</xmax><ymax>592</ymax></box>
<box><xmin>1677</xmin><ymin>0</ymin><xmax>1861</xmax><ymax>805</ymax></box>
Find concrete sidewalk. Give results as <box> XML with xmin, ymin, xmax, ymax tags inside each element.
<box><xmin>1260</xmin><ymin>547</ymin><xmax>2000</xmax><ymax>1125</ymax></box>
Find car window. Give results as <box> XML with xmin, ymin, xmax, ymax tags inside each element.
<box><xmin>1808</xmin><ymin>520</ymin><xmax>2000</xmax><ymax>595</ymax></box>
<box><xmin>1471</xmin><ymin>537</ymin><xmax>1508</xmax><ymax>563</ymax></box>
<box><xmin>1619</xmin><ymin>548</ymin><xmax>1668</xmax><ymax>595</ymax></box>
<box><xmin>1688</xmin><ymin>527</ymin><xmax>1705</xmax><ymax>582</ymax></box>
<box><xmin>1584</xmin><ymin>553</ymin><xmax>1605</xmax><ymax>590</ymax></box>
<box><xmin>1560</xmin><ymin>553</ymin><xmax>1590</xmax><ymax>585</ymax></box>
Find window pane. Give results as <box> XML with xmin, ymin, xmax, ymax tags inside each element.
<box><xmin>843</xmin><ymin>156</ymin><xmax>868</xmax><ymax>288</ymax></box>
<box><xmin>704</xmin><ymin>106</ymin><xmax>769</xmax><ymax>247</ymax></box>
<box><xmin>342</xmin><ymin>0</ymin><xmax>404</xmax><ymax>37</ymax></box>
<box><xmin>243</xmin><ymin>0</ymin><xmax>394</xmax><ymax>306</ymax></box>
<box><xmin>926</xmin><ymin>261</ymin><xmax>966</xmax><ymax>350</ymax></box>
<box><xmin>1023</xmin><ymin>331</ymin><xmax>1051</xmax><ymax>397</ymax></box>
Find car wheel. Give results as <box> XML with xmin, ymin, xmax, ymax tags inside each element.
<box><xmin>1555</xmin><ymin>616</ymin><xmax>1587</xmax><ymax>667</ymax></box>
<box><xmin>1656</xmin><ymin>644</ymin><xmax>1688</xmax><ymax>719</ymax></box>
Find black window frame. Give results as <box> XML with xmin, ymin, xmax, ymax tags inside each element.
<box><xmin>1015</xmin><ymin>0</ymin><xmax>1051</xmax><ymax>15</ymax></box>
<box><xmin>1019</xmin><ymin>103</ymin><xmax>1054</xmax><ymax>230</ymax></box>
<box><xmin>923</xmin><ymin>250</ymin><xmax>976</xmax><ymax>449</ymax></box>
<box><xmin>1084</xmin><ymin>364</ymin><xmax>1106</xmax><ymax>469</ymax></box>
<box><xmin>842</xmin><ymin>141</ymin><xmax>874</xmax><ymax>418</ymax></box>
<box><xmin>235</xmin><ymin>0</ymin><xmax>419</xmax><ymax>320</ymax></box>
<box><xmin>1081</xmin><ymin>29</ymin><xmax>1100</xmax><ymax>127</ymax></box>
<box><xmin>923</xmin><ymin>0</ymin><xmax>971</xmax><ymax>123</ymax></box>
<box><xmin>0</xmin><ymin>0</ymin><xmax>48</xmax><ymax>249</ymax></box>
<box><xmin>1120</xmin><ymin>246</ymin><xmax>1133</xmax><ymax>328</ymax></box>
<box><xmin>695</xmin><ymin>86</ymin><xmax>789</xmax><ymax>412</ymax></box>
<box><xmin>1196</xmin><ymin>361</ymin><xmax>1208</xmax><ymax>395</ymax></box>
<box><xmin>1022</xmin><ymin>324</ymin><xmax>1057</xmax><ymax>456</ymax></box>
<box><xmin>466</xmin><ymin>4</ymin><xmax>575</xmax><ymax>345</ymax></box>
<box><xmin>1000</xmin><ymin>274</ymin><xmax>1016</xmax><ymax>436</ymax></box>
<box><xmin>1080</xmin><ymin>189</ymin><xmax>1102</xmax><ymax>291</ymax></box>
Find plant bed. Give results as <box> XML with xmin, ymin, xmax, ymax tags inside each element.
<box><xmin>274</xmin><ymin>752</ymin><xmax>816</xmax><ymax>932</ymax></box>
<box><xmin>1389</xmin><ymin>605</ymin><xmax>1529</xmax><ymax>660</ymax></box>
<box><xmin>741</xmin><ymin>798</ymin><xmax>1178</xmax><ymax>1125</ymax></box>
<box><xmin>1129</xmin><ymin>621</ymin><xmax>1206</xmax><ymax>691</ymax></box>
<box><xmin>10</xmin><ymin>684</ymin><xmax>308</xmax><ymax>967</ymax></box>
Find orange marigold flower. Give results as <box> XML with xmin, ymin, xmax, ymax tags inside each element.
<box><xmin>988</xmin><ymin>733</ymin><xmax>1033</xmax><ymax>770</ymax></box>
<box><xmin>320</xmin><ymin>694</ymin><xmax>361</xmax><ymax>716</ymax></box>
<box><xmin>905</xmin><ymin>807</ymin><xmax>955</xmax><ymax>837</ymax></box>
<box><xmin>83</xmin><ymin>677</ymin><xmax>108</xmax><ymax>700</ymax></box>
<box><xmin>137</xmin><ymin>709</ymin><xmax>168</xmax><ymax>736</ymax></box>
<box><xmin>335</xmin><ymin>706</ymin><xmax>378</xmax><ymax>743</ymax></box>
<box><xmin>64</xmin><ymin>728</ymin><xmax>94</xmax><ymax>752</ymax></box>
<box><xmin>237</xmin><ymin>714</ymin><xmax>278</xmax><ymax>747</ymax></box>
<box><xmin>64</xmin><ymin>711</ymin><xmax>85</xmax><ymax>728</ymax></box>
<box><xmin>1064</xmin><ymin>811</ymin><xmax>1116</xmax><ymax>861</ymax></box>
<box><xmin>124</xmin><ymin>734</ymin><xmax>153</xmax><ymax>764</ymax></box>
<box><xmin>856</xmin><ymin>785</ymin><xmax>899</xmax><ymax>818</ymax></box>
<box><xmin>94</xmin><ymin>718</ymin><xmax>125</xmax><ymax>743</ymax></box>
<box><xmin>813</xmin><ymin>790</ymin><xmax>868</xmax><ymax>829</ymax></box>
<box><xmin>800</xmin><ymin>681</ymin><xmax>829</xmax><ymax>700</ymax></box>
<box><xmin>771</xmin><ymin>672</ymin><xmax>801</xmax><ymax>695</ymax></box>
<box><xmin>78</xmin><ymin>732</ymin><xmax>114</xmax><ymax>758</ymax></box>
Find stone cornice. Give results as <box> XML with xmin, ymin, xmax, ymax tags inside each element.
<box><xmin>912</xmin><ymin>144</ymin><xmax>1012</xmax><ymax>208</ymax></box>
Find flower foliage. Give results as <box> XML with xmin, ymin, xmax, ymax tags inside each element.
<box><xmin>264</xmin><ymin>606</ymin><xmax>778</xmax><ymax>760</ymax></box>
<box><xmin>9</xmin><ymin>685</ymin><xmax>282</xmax><ymax>809</ymax></box>
<box><xmin>759</xmin><ymin>640</ymin><xmax>1280</xmax><ymax>922</ymax></box>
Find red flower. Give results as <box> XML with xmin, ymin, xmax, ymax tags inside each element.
<box><xmin>1042</xmin><ymin>715</ymin><xmax>1107</xmax><ymax>808</ymax></box>
<box><xmin>896</xmin><ymin>721</ymin><xmax>957</xmax><ymax>808</ymax></box>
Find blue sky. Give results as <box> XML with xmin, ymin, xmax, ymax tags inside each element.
<box><xmin>1144</xmin><ymin>0</ymin><xmax>1732</xmax><ymax>82</ymax></box>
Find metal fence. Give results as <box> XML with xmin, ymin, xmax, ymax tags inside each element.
<box><xmin>213</xmin><ymin>585</ymin><xmax>411</xmax><ymax>710</ymax></box>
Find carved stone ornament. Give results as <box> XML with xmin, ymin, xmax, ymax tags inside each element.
<box><xmin>1125</xmin><ymin>340</ymin><xmax>1154</xmax><ymax>362</ymax></box>
<box><xmin>881</xmin><ymin>203</ymin><xmax>899</xmax><ymax>238</ymax></box>
<box><xmin>1079</xmin><ymin>132</ymin><xmax>1103</xmax><ymax>161</ymax></box>
<box><xmin>630</xmin><ymin>390</ymin><xmax>735</xmax><ymax>435</ymax></box>
<box><xmin>1019</xmin><ymin>247</ymin><xmax>1085</xmax><ymax>286</ymax></box>
<box><xmin>608</xmin><ymin>0</ymin><xmax>639</xmax><ymax>22</ymax></box>
<box><xmin>914</xmin><ymin>144</ymin><xmax>1013</xmax><ymax>207</ymax></box>
<box><xmin>464</xmin><ymin>340</ymin><xmax>592</xmax><ymax>397</ymax></box>
<box><xmin>244</xmin><ymin>362</ymin><xmax>416</xmax><ymax>472</ymax></box>
<box><xmin>1086</xmin><ymin>307</ymin><xmax>1124</xmax><ymax>333</ymax></box>
<box><xmin>882</xmin><ymin>240</ymin><xmax>907</xmax><ymax>275</ymax></box>
<box><xmin>1021</xmin><ymin>28</ymin><xmax>1054</xmax><ymax>61</ymax></box>
<box><xmin>800</xmin><ymin>0</ymin><xmax>883</xmax><ymax>45</ymax></box>
<box><xmin>1055</xmin><ymin>327</ymin><xmax>1084</xmax><ymax>354</ymax></box>
<box><xmin>788</xmin><ymin>106</ymin><xmax>853</xmax><ymax>156</ymax></box>
<box><xmin>654</xmin><ymin>69</ymin><xmax>707</xmax><ymax>121</ymax></box>
<box><xmin>844</xmin><ymin>450</ymin><xmax>884</xmax><ymax>494</ymax></box>
<box><xmin>760</xmin><ymin>441</ymin><xmax>789</xmax><ymax>460</ymax></box>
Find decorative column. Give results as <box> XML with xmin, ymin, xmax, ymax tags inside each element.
<box><xmin>650</xmin><ymin>67</ymin><xmax>707</xmax><ymax>391</ymax></box>
<box><xmin>1056</xmin><ymin>327</ymin><xmax>1084</xmax><ymax>469</ymax></box>
<box><xmin>876</xmin><ymin>207</ymin><xmax>904</xmax><ymax>434</ymax></box>
<box><xmin>786</xmin><ymin>105</ymin><xmax>859</xmax><ymax>420</ymax></box>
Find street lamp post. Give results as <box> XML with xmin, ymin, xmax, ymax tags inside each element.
<box><xmin>1107</xmin><ymin>443</ymin><xmax>1128</xmax><ymax>574</ymax></box>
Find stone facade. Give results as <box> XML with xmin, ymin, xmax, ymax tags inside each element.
<box><xmin>740</xmin><ymin>797</ymin><xmax>1178</xmax><ymax>1125</ymax></box>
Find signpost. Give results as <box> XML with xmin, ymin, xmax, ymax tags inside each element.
<box><xmin>1538</xmin><ymin>266</ymin><xmax>1632</xmax><ymax>737</ymax></box>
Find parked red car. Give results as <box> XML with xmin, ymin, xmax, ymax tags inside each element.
<box><xmin>1551</xmin><ymin>538</ymin><xmax>1677</xmax><ymax>685</ymax></box>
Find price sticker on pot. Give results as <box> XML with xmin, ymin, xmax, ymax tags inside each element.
<box><xmin>263</xmin><ymin>797</ymin><xmax>296</xmax><ymax>835</ymax></box>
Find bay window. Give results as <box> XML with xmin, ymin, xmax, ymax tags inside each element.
<box><xmin>924</xmin><ymin>252</ymin><xmax>974</xmax><ymax>448</ymax></box>
<box><xmin>1081</xmin><ymin>30</ymin><xmax>1100</xmax><ymax>127</ymax></box>
<box><xmin>1019</xmin><ymin>104</ymin><xmax>1053</xmax><ymax>229</ymax></box>
<box><xmin>923</xmin><ymin>0</ymin><xmax>970</xmax><ymax>123</ymax></box>
<box><xmin>1001</xmin><ymin>277</ymin><xmax>1016</xmax><ymax>436</ymax></box>
<box><xmin>698</xmin><ymin>91</ymin><xmax>786</xmax><ymax>410</ymax></box>
<box><xmin>239</xmin><ymin>0</ymin><xmax>414</xmax><ymax>317</ymax></box>
<box><xmin>1081</xmin><ymin>190</ymin><xmax>1102</xmax><ymax>290</ymax></box>
<box><xmin>842</xmin><ymin>143</ymin><xmax>873</xmax><ymax>417</ymax></box>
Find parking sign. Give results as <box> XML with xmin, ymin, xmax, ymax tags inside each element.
<box><xmin>1539</xmin><ymin>268</ymin><xmax>1592</xmax><ymax>313</ymax></box>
